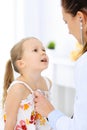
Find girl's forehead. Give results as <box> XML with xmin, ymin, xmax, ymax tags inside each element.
<box><xmin>23</xmin><ymin>39</ymin><xmax>43</xmax><ymax>48</ymax></box>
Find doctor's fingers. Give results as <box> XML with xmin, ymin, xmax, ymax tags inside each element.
<box><xmin>34</xmin><ymin>91</ymin><xmax>45</xmax><ymax>102</ymax></box>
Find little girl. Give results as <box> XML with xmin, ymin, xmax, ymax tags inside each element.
<box><xmin>2</xmin><ymin>37</ymin><xmax>52</xmax><ymax>130</ymax></box>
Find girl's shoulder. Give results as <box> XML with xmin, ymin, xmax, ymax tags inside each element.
<box><xmin>7</xmin><ymin>80</ymin><xmax>33</xmax><ymax>94</ymax></box>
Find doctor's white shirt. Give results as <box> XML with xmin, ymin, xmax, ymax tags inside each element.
<box><xmin>48</xmin><ymin>52</ymin><xmax>87</xmax><ymax>130</ymax></box>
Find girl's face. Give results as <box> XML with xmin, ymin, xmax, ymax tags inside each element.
<box><xmin>22</xmin><ymin>39</ymin><xmax>49</xmax><ymax>72</ymax></box>
<box><xmin>62</xmin><ymin>7</ymin><xmax>82</xmax><ymax>44</ymax></box>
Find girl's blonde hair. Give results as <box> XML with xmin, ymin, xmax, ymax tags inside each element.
<box><xmin>2</xmin><ymin>37</ymin><xmax>38</xmax><ymax>107</ymax></box>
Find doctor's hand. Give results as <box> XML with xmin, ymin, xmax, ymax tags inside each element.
<box><xmin>34</xmin><ymin>91</ymin><xmax>54</xmax><ymax>117</ymax></box>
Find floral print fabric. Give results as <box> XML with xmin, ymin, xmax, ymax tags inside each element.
<box><xmin>4</xmin><ymin>80</ymin><xmax>52</xmax><ymax>130</ymax></box>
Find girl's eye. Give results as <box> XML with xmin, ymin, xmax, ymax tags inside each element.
<box><xmin>33</xmin><ymin>49</ymin><xmax>38</xmax><ymax>52</ymax></box>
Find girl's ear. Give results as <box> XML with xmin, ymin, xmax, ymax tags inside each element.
<box><xmin>16</xmin><ymin>59</ymin><xmax>25</xmax><ymax>69</ymax></box>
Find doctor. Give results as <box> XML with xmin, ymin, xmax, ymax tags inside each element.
<box><xmin>34</xmin><ymin>0</ymin><xmax>87</xmax><ymax>130</ymax></box>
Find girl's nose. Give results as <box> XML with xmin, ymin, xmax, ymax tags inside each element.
<box><xmin>42</xmin><ymin>50</ymin><xmax>46</xmax><ymax>55</ymax></box>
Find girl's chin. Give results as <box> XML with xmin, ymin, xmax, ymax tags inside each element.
<box><xmin>42</xmin><ymin>66</ymin><xmax>48</xmax><ymax>70</ymax></box>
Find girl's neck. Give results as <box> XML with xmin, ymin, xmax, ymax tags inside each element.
<box><xmin>17</xmin><ymin>74</ymin><xmax>43</xmax><ymax>90</ymax></box>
